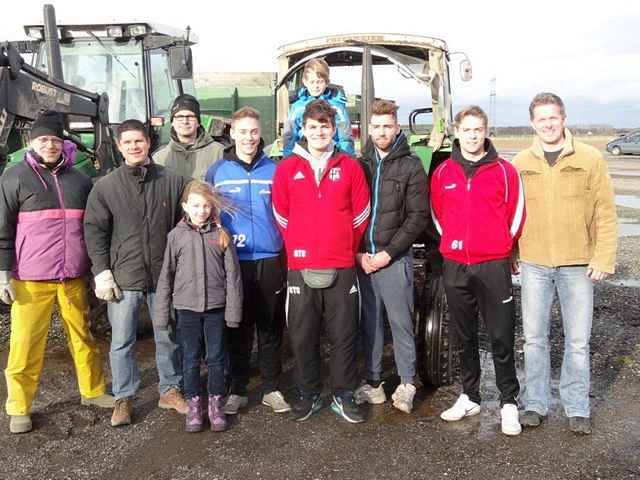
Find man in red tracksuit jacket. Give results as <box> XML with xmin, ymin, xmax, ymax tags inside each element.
<box><xmin>272</xmin><ymin>99</ymin><xmax>370</xmax><ymax>424</ymax></box>
<box><xmin>431</xmin><ymin>106</ymin><xmax>525</xmax><ymax>436</ymax></box>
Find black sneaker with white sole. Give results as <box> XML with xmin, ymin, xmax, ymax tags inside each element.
<box><xmin>291</xmin><ymin>394</ymin><xmax>323</xmax><ymax>422</ymax></box>
<box><xmin>331</xmin><ymin>392</ymin><xmax>365</xmax><ymax>424</ymax></box>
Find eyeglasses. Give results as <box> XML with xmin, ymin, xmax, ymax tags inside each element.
<box><xmin>174</xmin><ymin>114</ymin><xmax>197</xmax><ymax>122</ymax></box>
<box><xmin>34</xmin><ymin>137</ymin><xmax>63</xmax><ymax>146</ymax></box>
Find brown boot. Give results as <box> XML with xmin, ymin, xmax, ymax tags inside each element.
<box><xmin>111</xmin><ymin>398</ymin><xmax>133</xmax><ymax>427</ymax></box>
<box><xmin>158</xmin><ymin>387</ymin><xmax>188</xmax><ymax>414</ymax></box>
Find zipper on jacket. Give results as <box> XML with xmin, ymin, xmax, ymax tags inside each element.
<box><xmin>51</xmin><ymin>172</ymin><xmax>67</xmax><ymax>281</ymax></box>
<box><xmin>248</xmin><ymin>169</ymin><xmax>255</xmax><ymax>258</ymax></box>
<box><xmin>368</xmin><ymin>151</ymin><xmax>383</xmax><ymax>254</ymax></box>
<box><xmin>200</xmin><ymin>231</ymin><xmax>207</xmax><ymax>308</ymax></box>
<box><xmin>140</xmin><ymin>181</ymin><xmax>153</xmax><ymax>291</ymax></box>
<box><xmin>465</xmin><ymin>177</ymin><xmax>472</xmax><ymax>265</ymax></box>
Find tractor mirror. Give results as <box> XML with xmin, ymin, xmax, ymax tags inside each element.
<box><xmin>169</xmin><ymin>46</ymin><xmax>193</xmax><ymax>79</ymax></box>
<box><xmin>460</xmin><ymin>59</ymin><xmax>472</xmax><ymax>81</ymax></box>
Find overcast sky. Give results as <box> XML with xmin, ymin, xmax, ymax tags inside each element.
<box><xmin>2</xmin><ymin>0</ymin><xmax>639</xmax><ymax>127</ymax></box>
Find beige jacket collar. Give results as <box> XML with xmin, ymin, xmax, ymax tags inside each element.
<box><xmin>530</xmin><ymin>128</ymin><xmax>576</xmax><ymax>163</ymax></box>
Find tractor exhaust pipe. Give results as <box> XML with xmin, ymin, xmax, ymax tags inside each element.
<box><xmin>43</xmin><ymin>4</ymin><xmax>64</xmax><ymax>82</ymax></box>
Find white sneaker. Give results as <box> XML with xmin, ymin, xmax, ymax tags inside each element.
<box><xmin>501</xmin><ymin>404</ymin><xmax>522</xmax><ymax>436</ymax></box>
<box><xmin>262</xmin><ymin>390</ymin><xmax>292</xmax><ymax>413</ymax></box>
<box><xmin>354</xmin><ymin>382</ymin><xmax>386</xmax><ymax>405</ymax></box>
<box><xmin>223</xmin><ymin>394</ymin><xmax>248</xmax><ymax>415</ymax></box>
<box><xmin>440</xmin><ymin>394</ymin><xmax>481</xmax><ymax>422</ymax></box>
<box><xmin>391</xmin><ymin>384</ymin><xmax>416</xmax><ymax>414</ymax></box>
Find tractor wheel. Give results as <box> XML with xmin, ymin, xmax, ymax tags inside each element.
<box><xmin>415</xmin><ymin>274</ymin><xmax>460</xmax><ymax>387</ymax></box>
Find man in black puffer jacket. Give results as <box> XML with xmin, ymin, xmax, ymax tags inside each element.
<box><xmin>355</xmin><ymin>100</ymin><xmax>429</xmax><ymax>414</ymax></box>
<box><xmin>84</xmin><ymin>119</ymin><xmax>188</xmax><ymax>427</ymax></box>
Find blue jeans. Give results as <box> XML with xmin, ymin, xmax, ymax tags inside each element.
<box><xmin>107</xmin><ymin>290</ymin><xmax>182</xmax><ymax>399</ymax></box>
<box><xmin>178</xmin><ymin>308</ymin><xmax>226</xmax><ymax>398</ymax></box>
<box><xmin>357</xmin><ymin>253</ymin><xmax>416</xmax><ymax>384</ymax></box>
<box><xmin>520</xmin><ymin>263</ymin><xmax>593</xmax><ymax>417</ymax></box>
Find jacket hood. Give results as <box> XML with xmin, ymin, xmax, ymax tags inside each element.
<box><xmin>24</xmin><ymin>139</ymin><xmax>77</xmax><ymax>172</ymax></box>
<box><xmin>362</xmin><ymin>131</ymin><xmax>411</xmax><ymax>164</ymax></box>
<box><xmin>292</xmin><ymin>139</ymin><xmax>338</xmax><ymax>164</ymax></box>
<box><xmin>296</xmin><ymin>85</ymin><xmax>345</xmax><ymax>103</ymax></box>
<box><xmin>451</xmin><ymin>138</ymin><xmax>499</xmax><ymax>178</ymax></box>
<box><xmin>178</xmin><ymin>216</ymin><xmax>216</xmax><ymax>233</ymax></box>
<box><xmin>168</xmin><ymin>126</ymin><xmax>216</xmax><ymax>152</ymax></box>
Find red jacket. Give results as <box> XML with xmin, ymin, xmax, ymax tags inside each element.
<box><xmin>272</xmin><ymin>148</ymin><xmax>370</xmax><ymax>270</ymax></box>
<box><xmin>431</xmin><ymin>144</ymin><xmax>525</xmax><ymax>265</ymax></box>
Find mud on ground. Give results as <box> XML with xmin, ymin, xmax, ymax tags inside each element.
<box><xmin>0</xmin><ymin>158</ymin><xmax>639</xmax><ymax>480</ymax></box>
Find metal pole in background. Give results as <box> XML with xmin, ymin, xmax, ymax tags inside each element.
<box><xmin>43</xmin><ymin>4</ymin><xmax>64</xmax><ymax>82</ymax></box>
<box><xmin>360</xmin><ymin>46</ymin><xmax>375</xmax><ymax>146</ymax></box>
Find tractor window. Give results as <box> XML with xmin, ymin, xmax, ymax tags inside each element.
<box><xmin>38</xmin><ymin>39</ymin><xmax>145</xmax><ymax>123</ymax></box>
<box><xmin>149</xmin><ymin>49</ymin><xmax>180</xmax><ymax>118</ymax></box>
<box><xmin>181</xmin><ymin>78</ymin><xmax>197</xmax><ymax>96</ymax></box>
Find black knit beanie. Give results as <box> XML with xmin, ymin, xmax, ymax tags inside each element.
<box><xmin>170</xmin><ymin>94</ymin><xmax>201</xmax><ymax>122</ymax></box>
<box><xmin>30</xmin><ymin>110</ymin><xmax>64</xmax><ymax>140</ymax></box>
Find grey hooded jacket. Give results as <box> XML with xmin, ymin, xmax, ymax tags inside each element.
<box><xmin>153</xmin><ymin>127</ymin><xmax>224</xmax><ymax>180</ymax></box>
<box><xmin>154</xmin><ymin>219</ymin><xmax>243</xmax><ymax>329</ymax></box>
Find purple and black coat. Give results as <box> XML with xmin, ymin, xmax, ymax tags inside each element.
<box><xmin>0</xmin><ymin>141</ymin><xmax>93</xmax><ymax>281</ymax></box>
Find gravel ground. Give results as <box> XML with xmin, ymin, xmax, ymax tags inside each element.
<box><xmin>0</xmin><ymin>158</ymin><xmax>638</xmax><ymax>480</ymax></box>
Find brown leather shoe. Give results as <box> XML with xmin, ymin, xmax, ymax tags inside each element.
<box><xmin>111</xmin><ymin>398</ymin><xmax>133</xmax><ymax>427</ymax></box>
<box><xmin>158</xmin><ymin>387</ymin><xmax>188</xmax><ymax>414</ymax></box>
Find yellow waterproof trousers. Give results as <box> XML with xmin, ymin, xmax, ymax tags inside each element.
<box><xmin>5</xmin><ymin>278</ymin><xmax>106</xmax><ymax>415</ymax></box>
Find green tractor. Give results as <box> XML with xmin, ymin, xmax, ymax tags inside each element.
<box><xmin>2</xmin><ymin>4</ymin><xmax>227</xmax><ymax>176</ymax></box>
<box><xmin>272</xmin><ymin>33</ymin><xmax>473</xmax><ymax>387</ymax></box>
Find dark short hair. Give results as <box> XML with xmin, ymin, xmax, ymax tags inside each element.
<box><xmin>529</xmin><ymin>92</ymin><xmax>566</xmax><ymax>119</ymax></box>
<box><xmin>302</xmin><ymin>99</ymin><xmax>336</xmax><ymax>127</ymax></box>
<box><xmin>117</xmin><ymin>119</ymin><xmax>149</xmax><ymax>141</ymax></box>
<box><xmin>454</xmin><ymin>105</ymin><xmax>488</xmax><ymax>129</ymax></box>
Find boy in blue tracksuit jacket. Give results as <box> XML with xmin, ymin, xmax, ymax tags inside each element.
<box><xmin>282</xmin><ymin>58</ymin><xmax>354</xmax><ymax>158</ymax></box>
<box><xmin>205</xmin><ymin>107</ymin><xmax>290</xmax><ymax>415</ymax></box>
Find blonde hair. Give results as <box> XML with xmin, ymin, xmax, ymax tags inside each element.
<box><xmin>454</xmin><ymin>105</ymin><xmax>488</xmax><ymax>129</ymax></box>
<box><xmin>303</xmin><ymin>58</ymin><xmax>330</xmax><ymax>82</ymax></box>
<box><xmin>232</xmin><ymin>106</ymin><xmax>260</xmax><ymax>126</ymax></box>
<box><xmin>181</xmin><ymin>180</ymin><xmax>232</xmax><ymax>250</ymax></box>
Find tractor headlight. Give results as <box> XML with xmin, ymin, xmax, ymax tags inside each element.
<box><xmin>106</xmin><ymin>26</ymin><xmax>124</xmax><ymax>38</ymax></box>
<box><xmin>128</xmin><ymin>25</ymin><xmax>147</xmax><ymax>37</ymax></box>
<box><xmin>26</xmin><ymin>27</ymin><xmax>44</xmax><ymax>40</ymax></box>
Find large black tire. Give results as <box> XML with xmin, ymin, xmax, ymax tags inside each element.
<box><xmin>415</xmin><ymin>273</ymin><xmax>460</xmax><ymax>387</ymax></box>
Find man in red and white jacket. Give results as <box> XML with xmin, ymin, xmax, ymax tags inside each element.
<box><xmin>431</xmin><ymin>106</ymin><xmax>525</xmax><ymax>436</ymax></box>
<box><xmin>272</xmin><ymin>99</ymin><xmax>370</xmax><ymax>424</ymax></box>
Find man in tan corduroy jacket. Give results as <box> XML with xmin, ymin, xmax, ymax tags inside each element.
<box><xmin>513</xmin><ymin>92</ymin><xmax>617</xmax><ymax>436</ymax></box>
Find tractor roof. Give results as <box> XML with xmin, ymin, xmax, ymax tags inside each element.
<box><xmin>277</xmin><ymin>33</ymin><xmax>448</xmax><ymax>61</ymax></box>
<box><xmin>23</xmin><ymin>22</ymin><xmax>197</xmax><ymax>44</ymax></box>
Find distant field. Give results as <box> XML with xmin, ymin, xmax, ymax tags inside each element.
<box><xmin>492</xmin><ymin>135</ymin><xmax>613</xmax><ymax>153</ymax></box>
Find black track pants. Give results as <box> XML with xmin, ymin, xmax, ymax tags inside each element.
<box><xmin>443</xmin><ymin>258</ymin><xmax>519</xmax><ymax>405</ymax></box>
<box><xmin>227</xmin><ymin>256</ymin><xmax>286</xmax><ymax>395</ymax></box>
<box><xmin>286</xmin><ymin>268</ymin><xmax>359</xmax><ymax>396</ymax></box>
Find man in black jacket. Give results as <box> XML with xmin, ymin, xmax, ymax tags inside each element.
<box><xmin>84</xmin><ymin>120</ymin><xmax>188</xmax><ymax>427</ymax></box>
<box><xmin>355</xmin><ymin>100</ymin><xmax>428</xmax><ymax>413</ymax></box>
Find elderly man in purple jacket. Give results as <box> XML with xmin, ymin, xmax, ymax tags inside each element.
<box><xmin>0</xmin><ymin>111</ymin><xmax>114</xmax><ymax>434</ymax></box>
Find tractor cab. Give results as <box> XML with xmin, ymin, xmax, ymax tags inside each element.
<box><xmin>21</xmin><ymin>21</ymin><xmax>197</xmax><ymax>149</ymax></box>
